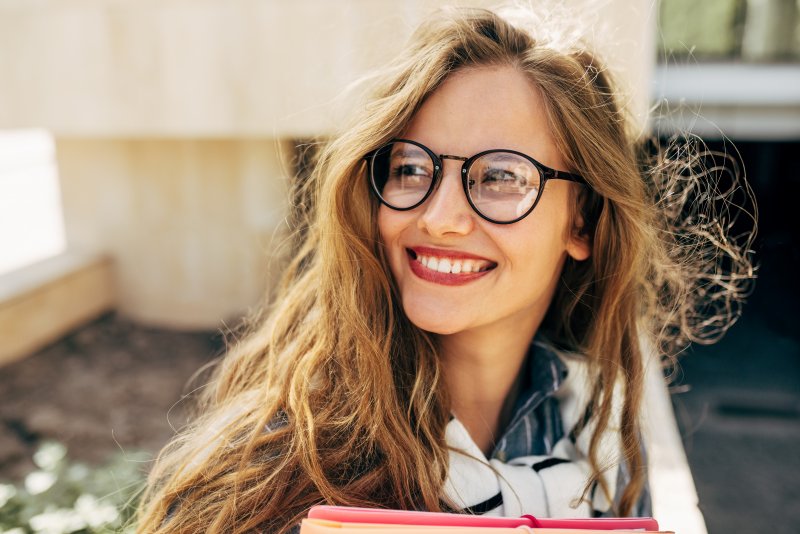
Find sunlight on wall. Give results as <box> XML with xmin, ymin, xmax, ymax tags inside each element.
<box><xmin>0</xmin><ymin>129</ymin><xmax>66</xmax><ymax>275</ymax></box>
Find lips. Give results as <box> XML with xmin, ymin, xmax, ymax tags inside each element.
<box><xmin>406</xmin><ymin>247</ymin><xmax>497</xmax><ymax>286</ymax></box>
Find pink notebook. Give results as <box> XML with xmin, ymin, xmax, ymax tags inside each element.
<box><xmin>306</xmin><ymin>505</ymin><xmax>663</xmax><ymax>531</ymax></box>
<box><xmin>300</xmin><ymin>520</ymin><xmax>675</xmax><ymax>534</ymax></box>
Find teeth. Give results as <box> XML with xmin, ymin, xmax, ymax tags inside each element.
<box><xmin>415</xmin><ymin>254</ymin><xmax>490</xmax><ymax>274</ymax></box>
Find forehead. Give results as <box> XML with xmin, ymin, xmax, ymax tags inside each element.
<box><xmin>401</xmin><ymin>65</ymin><xmax>560</xmax><ymax>163</ymax></box>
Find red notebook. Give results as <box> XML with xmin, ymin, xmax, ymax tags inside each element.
<box><xmin>301</xmin><ymin>505</ymin><xmax>670</xmax><ymax>533</ymax></box>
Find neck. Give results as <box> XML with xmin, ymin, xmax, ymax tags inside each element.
<box><xmin>439</xmin><ymin>317</ymin><xmax>541</xmax><ymax>456</ymax></box>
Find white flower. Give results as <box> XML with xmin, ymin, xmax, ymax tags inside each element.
<box><xmin>2</xmin><ymin>528</ymin><xmax>27</xmax><ymax>534</ymax></box>
<box><xmin>33</xmin><ymin>442</ymin><xmax>67</xmax><ymax>471</ymax></box>
<box><xmin>66</xmin><ymin>463</ymin><xmax>89</xmax><ymax>481</ymax></box>
<box><xmin>74</xmin><ymin>494</ymin><xmax>120</xmax><ymax>527</ymax></box>
<box><xmin>24</xmin><ymin>471</ymin><xmax>56</xmax><ymax>495</ymax></box>
<box><xmin>0</xmin><ymin>483</ymin><xmax>16</xmax><ymax>508</ymax></box>
<box><xmin>29</xmin><ymin>507</ymin><xmax>86</xmax><ymax>533</ymax></box>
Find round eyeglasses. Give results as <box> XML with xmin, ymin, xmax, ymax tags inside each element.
<box><xmin>365</xmin><ymin>139</ymin><xmax>587</xmax><ymax>224</ymax></box>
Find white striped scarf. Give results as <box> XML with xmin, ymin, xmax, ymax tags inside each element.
<box><xmin>442</xmin><ymin>351</ymin><xmax>624</xmax><ymax>518</ymax></box>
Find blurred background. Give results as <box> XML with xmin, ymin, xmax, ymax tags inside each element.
<box><xmin>0</xmin><ymin>1</ymin><xmax>797</xmax><ymax>533</ymax></box>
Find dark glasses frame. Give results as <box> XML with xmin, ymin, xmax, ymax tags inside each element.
<box><xmin>364</xmin><ymin>138</ymin><xmax>587</xmax><ymax>224</ymax></box>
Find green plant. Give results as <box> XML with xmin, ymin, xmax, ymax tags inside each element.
<box><xmin>0</xmin><ymin>442</ymin><xmax>146</xmax><ymax>534</ymax></box>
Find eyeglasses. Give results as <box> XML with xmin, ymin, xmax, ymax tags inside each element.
<box><xmin>365</xmin><ymin>139</ymin><xmax>587</xmax><ymax>224</ymax></box>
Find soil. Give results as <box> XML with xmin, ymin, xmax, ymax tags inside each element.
<box><xmin>0</xmin><ymin>312</ymin><xmax>225</xmax><ymax>482</ymax></box>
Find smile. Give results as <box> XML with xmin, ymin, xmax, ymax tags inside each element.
<box><xmin>406</xmin><ymin>247</ymin><xmax>497</xmax><ymax>286</ymax></box>
<box><xmin>416</xmin><ymin>254</ymin><xmax>493</xmax><ymax>274</ymax></box>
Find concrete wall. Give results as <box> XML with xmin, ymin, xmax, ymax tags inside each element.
<box><xmin>0</xmin><ymin>0</ymin><xmax>654</xmax><ymax>137</ymax></box>
<box><xmin>56</xmin><ymin>138</ymin><xmax>289</xmax><ymax>328</ymax></box>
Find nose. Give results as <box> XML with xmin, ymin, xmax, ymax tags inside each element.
<box><xmin>417</xmin><ymin>160</ymin><xmax>475</xmax><ymax>237</ymax></box>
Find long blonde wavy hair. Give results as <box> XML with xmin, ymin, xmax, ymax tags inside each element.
<box><xmin>136</xmin><ymin>7</ymin><xmax>755</xmax><ymax>533</ymax></box>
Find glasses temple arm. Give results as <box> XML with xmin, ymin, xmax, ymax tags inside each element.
<box><xmin>549</xmin><ymin>169</ymin><xmax>587</xmax><ymax>184</ymax></box>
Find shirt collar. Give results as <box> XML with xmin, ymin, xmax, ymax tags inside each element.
<box><xmin>490</xmin><ymin>336</ymin><xmax>569</xmax><ymax>458</ymax></box>
<box><xmin>528</xmin><ymin>337</ymin><xmax>569</xmax><ymax>397</ymax></box>
<box><xmin>508</xmin><ymin>336</ymin><xmax>569</xmax><ymax>415</ymax></box>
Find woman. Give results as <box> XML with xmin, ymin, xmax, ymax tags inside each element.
<box><xmin>136</xmin><ymin>7</ymin><xmax>754</xmax><ymax>533</ymax></box>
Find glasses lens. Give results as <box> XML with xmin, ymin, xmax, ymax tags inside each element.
<box><xmin>371</xmin><ymin>141</ymin><xmax>435</xmax><ymax>209</ymax></box>
<box><xmin>468</xmin><ymin>152</ymin><xmax>542</xmax><ymax>222</ymax></box>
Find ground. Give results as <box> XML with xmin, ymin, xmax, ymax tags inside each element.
<box><xmin>0</xmin><ymin>314</ymin><xmax>224</xmax><ymax>482</ymax></box>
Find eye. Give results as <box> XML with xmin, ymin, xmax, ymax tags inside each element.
<box><xmin>481</xmin><ymin>168</ymin><xmax>529</xmax><ymax>190</ymax></box>
<box><xmin>387</xmin><ymin>159</ymin><xmax>434</xmax><ymax>190</ymax></box>
<box><xmin>482</xmin><ymin>168</ymin><xmax>524</xmax><ymax>183</ymax></box>
<box><xmin>391</xmin><ymin>163</ymin><xmax>430</xmax><ymax>178</ymax></box>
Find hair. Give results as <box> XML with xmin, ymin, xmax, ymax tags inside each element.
<box><xmin>136</xmin><ymin>6</ymin><xmax>755</xmax><ymax>533</ymax></box>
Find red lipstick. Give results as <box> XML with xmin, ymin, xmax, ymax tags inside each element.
<box><xmin>406</xmin><ymin>247</ymin><xmax>496</xmax><ymax>286</ymax></box>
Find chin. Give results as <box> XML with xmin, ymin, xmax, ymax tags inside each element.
<box><xmin>414</xmin><ymin>321</ymin><xmax>462</xmax><ymax>336</ymax></box>
<box><xmin>401</xmin><ymin>301</ymin><xmax>466</xmax><ymax>336</ymax></box>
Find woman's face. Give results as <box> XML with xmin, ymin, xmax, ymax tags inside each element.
<box><xmin>378</xmin><ymin>65</ymin><xmax>590</xmax><ymax>338</ymax></box>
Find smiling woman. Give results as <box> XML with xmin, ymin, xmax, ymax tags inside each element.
<box><xmin>135</xmin><ymin>6</ymin><xmax>755</xmax><ymax>533</ymax></box>
<box><xmin>377</xmin><ymin>66</ymin><xmax>591</xmax><ymax>453</ymax></box>
<box><xmin>378</xmin><ymin>66</ymin><xmax>589</xmax><ymax>341</ymax></box>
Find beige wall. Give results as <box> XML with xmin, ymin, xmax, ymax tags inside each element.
<box><xmin>56</xmin><ymin>138</ymin><xmax>289</xmax><ymax>328</ymax></box>
<box><xmin>0</xmin><ymin>0</ymin><xmax>655</xmax><ymax>136</ymax></box>
<box><xmin>0</xmin><ymin>0</ymin><xmax>656</xmax><ymax>328</ymax></box>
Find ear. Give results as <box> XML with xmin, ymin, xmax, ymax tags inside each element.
<box><xmin>566</xmin><ymin>229</ymin><xmax>591</xmax><ymax>261</ymax></box>
<box><xmin>566</xmin><ymin>206</ymin><xmax>591</xmax><ymax>261</ymax></box>
<box><xmin>565</xmin><ymin>187</ymin><xmax>592</xmax><ymax>262</ymax></box>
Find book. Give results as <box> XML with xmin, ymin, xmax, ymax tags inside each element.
<box><xmin>300</xmin><ymin>506</ymin><xmax>674</xmax><ymax>533</ymax></box>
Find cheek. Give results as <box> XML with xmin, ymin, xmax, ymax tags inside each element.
<box><xmin>377</xmin><ymin>207</ymin><xmax>398</xmax><ymax>248</ymax></box>
<box><xmin>377</xmin><ymin>207</ymin><xmax>406</xmax><ymax>269</ymax></box>
<box><xmin>506</xmin><ymin>234</ymin><xmax>563</xmax><ymax>279</ymax></box>
<box><xmin>503</xmin><ymin>207</ymin><xmax>572</xmax><ymax>277</ymax></box>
